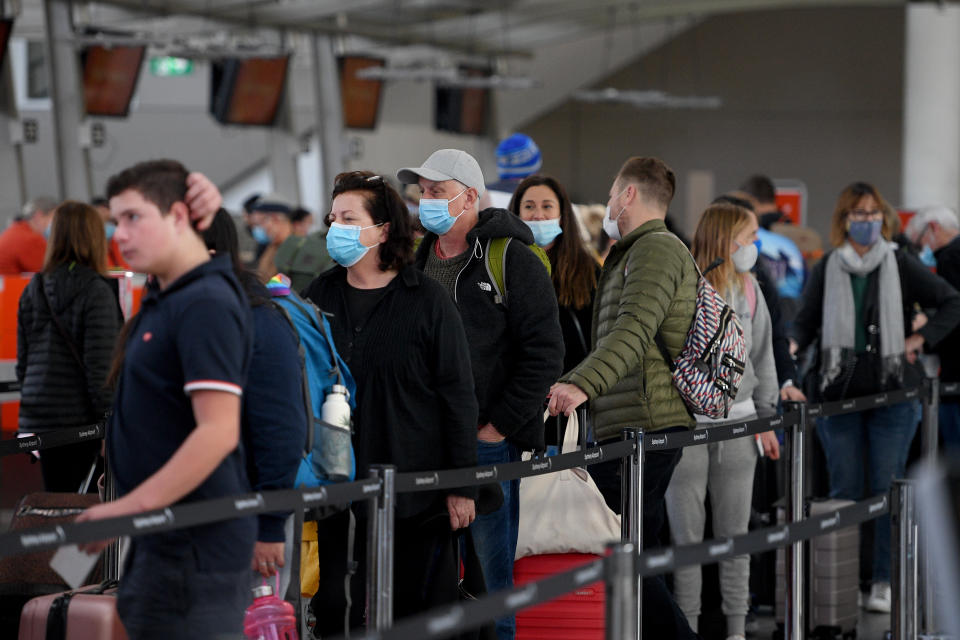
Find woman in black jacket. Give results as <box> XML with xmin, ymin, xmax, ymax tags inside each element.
<box><xmin>792</xmin><ymin>181</ymin><xmax>960</xmax><ymax>613</ymax></box>
<box><xmin>303</xmin><ymin>171</ymin><xmax>479</xmax><ymax>635</ymax></box>
<box><xmin>16</xmin><ymin>201</ymin><xmax>123</xmax><ymax>491</ymax></box>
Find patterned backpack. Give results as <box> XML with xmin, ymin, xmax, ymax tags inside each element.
<box><xmin>652</xmin><ymin>234</ymin><xmax>747</xmax><ymax>419</ymax></box>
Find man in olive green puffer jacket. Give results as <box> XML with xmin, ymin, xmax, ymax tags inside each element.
<box><xmin>549</xmin><ymin>156</ymin><xmax>700</xmax><ymax>640</ymax></box>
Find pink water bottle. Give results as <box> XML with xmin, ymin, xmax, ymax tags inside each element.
<box><xmin>243</xmin><ymin>581</ymin><xmax>299</xmax><ymax>640</ymax></box>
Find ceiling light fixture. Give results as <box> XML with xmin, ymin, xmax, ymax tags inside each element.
<box><xmin>574</xmin><ymin>87</ymin><xmax>721</xmax><ymax>109</ymax></box>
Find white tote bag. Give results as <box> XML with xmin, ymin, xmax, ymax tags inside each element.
<box><xmin>515</xmin><ymin>409</ymin><xmax>622</xmax><ymax>559</ymax></box>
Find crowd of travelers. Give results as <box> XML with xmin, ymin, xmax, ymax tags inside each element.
<box><xmin>6</xmin><ymin>133</ymin><xmax>960</xmax><ymax>640</ymax></box>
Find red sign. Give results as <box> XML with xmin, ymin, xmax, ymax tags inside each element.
<box><xmin>775</xmin><ymin>190</ymin><xmax>804</xmax><ymax>226</ymax></box>
<box><xmin>898</xmin><ymin>209</ymin><xmax>915</xmax><ymax>233</ymax></box>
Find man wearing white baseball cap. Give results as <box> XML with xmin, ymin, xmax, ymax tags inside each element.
<box><xmin>399</xmin><ymin>149</ymin><xmax>563</xmax><ymax>640</ymax></box>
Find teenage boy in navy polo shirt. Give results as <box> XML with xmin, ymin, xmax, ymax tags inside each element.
<box><xmin>78</xmin><ymin>160</ymin><xmax>256</xmax><ymax>639</ymax></box>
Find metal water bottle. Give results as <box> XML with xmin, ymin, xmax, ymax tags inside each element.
<box><xmin>313</xmin><ymin>384</ymin><xmax>352</xmax><ymax>481</ymax></box>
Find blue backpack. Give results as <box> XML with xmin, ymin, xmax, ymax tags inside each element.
<box><xmin>266</xmin><ymin>274</ymin><xmax>357</xmax><ymax>487</ymax></box>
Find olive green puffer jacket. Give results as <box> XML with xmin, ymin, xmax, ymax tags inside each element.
<box><xmin>562</xmin><ymin>219</ymin><xmax>697</xmax><ymax>440</ymax></box>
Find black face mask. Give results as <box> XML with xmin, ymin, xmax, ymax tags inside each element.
<box><xmin>759</xmin><ymin>211</ymin><xmax>784</xmax><ymax>230</ymax></box>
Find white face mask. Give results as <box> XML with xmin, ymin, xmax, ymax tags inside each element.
<box><xmin>731</xmin><ymin>241</ymin><xmax>759</xmax><ymax>273</ymax></box>
<box><xmin>603</xmin><ymin>188</ymin><xmax>629</xmax><ymax>240</ymax></box>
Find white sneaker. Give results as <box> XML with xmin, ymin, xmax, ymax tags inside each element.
<box><xmin>865</xmin><ymin>582</ymin><xmax>891</xmax><ymax>613</ymax></box>
<box><xmin>725</xmin><ymin>635</ymin><xmax>746</xmax><ymax>640</ymax></box>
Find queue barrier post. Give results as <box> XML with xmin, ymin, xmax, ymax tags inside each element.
<box><xmin>366</xmin><ymin>465</ymin><xmax>396</xmax><ymax>631</ymax></box>
<box><xmin>620</xmin><ymin>428</ymin><xmax>642</xmax><ymax>639</ymax></box>
<box><xmin>920</xmin><ymin>377</ymin><xmax>940</xmax><ymax>636</ymax></box>
<box><xmin>784</xmin><ymin>402</ymin><xmax>806</xmax><ymax>640</ymax></box>
<box><xmin>605</xmin><ymin>542</ymin><xmax>638</xmax><ymax>640</ymax></box>
<box><xmin>892</xmin><ymin>479</ymin><xmax>918</xmax><ymax>640</ymax></box>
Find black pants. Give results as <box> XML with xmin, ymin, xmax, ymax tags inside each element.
<box><xmin>590</xmin><ymin>429</ymin><xmax>700</xmax><ymax>640</ymax></box>
<box><xmin>311</xmin><ymin>504</ymin><xmax>458</xmax><ymax>637</ymax></box>
<box><xmin>39</xmin><ymin>439</ymin><xmax>100</xmax><ymax>493</ymax></box>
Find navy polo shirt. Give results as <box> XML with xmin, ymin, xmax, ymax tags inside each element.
<box><xmin>107</xmin><ymin>255</ymin><xmax>256</xmax><ymax>572</ymax></box>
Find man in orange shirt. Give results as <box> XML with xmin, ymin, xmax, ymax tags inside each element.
<box><xmin>0</xmin><ymin>197</ymin><xmax>57</xmax><ymax>274</ymax></box>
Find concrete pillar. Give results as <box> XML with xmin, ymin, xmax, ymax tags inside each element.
<box><xmin>267</xmin><ymin>36</ymin><xmax>301</xmax><ymax>202</ymax></box>
<box><xmin>310</xmin><ymin>33</ymin><xmax>346</xmax><ymax>206</ymax></box>
<box><xmin>43</xmin><ymin>0</ymin><xmax>92</xmax><ymax>201</ymax></box>
<box><xmin>0</xmin><ymin>31</ymin><xmax>26</xmax><ymax>220</ymax></box>
<box><xmin>901</xmin><ymin>3</ymin><xmax>960</xmax><ymax>212</ymax></box>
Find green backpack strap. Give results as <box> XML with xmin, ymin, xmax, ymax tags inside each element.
<box><xmin>485</xmin><ymin>237</ymin><xmax>552</xmax><ymax>308</ymax></box>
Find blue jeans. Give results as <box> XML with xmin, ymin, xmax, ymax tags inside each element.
<box><xmin>816</xmin><ymin>400</ymin><xmax>920</xmax><ymax>582</ymax></box>
<box><xmin>939</xmin><ymin>401</ymin><xmax>960</xmax><ymax>454</ymax></box>
<box><xmin>470</xmin><ymin>439</ymin><xmax>520</xmax><ymax>640</ymax></box>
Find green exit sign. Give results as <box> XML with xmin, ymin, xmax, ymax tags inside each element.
<box><xmin>149</xmin><ymin>57</ymin><xmax>194</xmax><ymax>77</ymax></box>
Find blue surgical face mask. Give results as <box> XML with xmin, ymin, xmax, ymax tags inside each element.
<box><xmin>251</xmin><ymin>225</ymin><xmax>269</xmax><ymax>245</ymax></box>
<box><xmin>524</xmin><ymin>219</ymin><xmax>563</xmax><ymax>247</ymax></box>
<box><xmin>847</xmin><ymin>219</ymin><xmax>882</xmax><ymax>247</ymax></box>
<box><xmin>919</xmin><ymin>244</ymin><xmax>937</xmax><ymax>268</ymax></box>
<box><xmin>418</xmin><ymin>188</ymin><xmax>467</xmax><ymax>236</ymax></box>
<box><xmin>326</xmin><ymin>221</ymin><xmax>383</xmax><ymax>267</ymax></box>
<box><xmin>43</xmin><ymin>224</ymin><xmax>51</xmax><ymax>240</ymax></box>
<box><xmin>105</xmin><ymin>222</ymin><xmax>116</xmax><ymax>241</ymax></box>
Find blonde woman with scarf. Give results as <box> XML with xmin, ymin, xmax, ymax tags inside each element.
<box><xmin>792</xmin><ymin>181</ymin><xmax>960</xmax><ymax>613</ymax></box>
<box><xmin>665</xmin><ymin>203</ymin><xmax>780</xmax><ymax>640</ymax></box>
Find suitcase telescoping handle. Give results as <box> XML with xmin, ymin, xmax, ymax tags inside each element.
<box><xmin>102</xmin><ymin>454</ymin><xmax>122</xmax><ymax>583</ymax></box>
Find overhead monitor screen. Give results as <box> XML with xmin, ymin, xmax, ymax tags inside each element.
<box><xmin>210</xmin><ymin>56</ymin><xmax>290</xmax><ymax>127</ymax></box>
<box><xmin>82</xmin><ymin>45</ymin><xmax>146</xmax><ymax>117</ymax></box>
<box><xmin>339</xmin><ymin>56</ymin><xmax>384</xmax><ymax>130</ymax></box>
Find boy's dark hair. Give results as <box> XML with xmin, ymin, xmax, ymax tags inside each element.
<box><xmin>106</xmin><ymin>160</ymin><xmax>189</xmax><ymax>213</ymax></box>
<box><xmin>616</xmin><ymin>156</ymin><xmax>676</xmax><ymax>211</ymax></box>
<box><xmin>328</xmin><ymin>171</ymin><xmax>414</xmax><ymax>272</ymax></box>
<box><xmin>740</xmin><ymin>174</ymin><xmax>777</xmax><ymax>204</ymax></box>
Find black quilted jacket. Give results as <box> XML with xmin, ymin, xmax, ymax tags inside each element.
<box><xmin>16</xmin><ymin>263</ymin><xmax>123</xmax><ymax>431</ymax></box>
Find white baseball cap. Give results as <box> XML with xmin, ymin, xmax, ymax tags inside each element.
<box><xmin>397</xmin><ymin>149</ymin><xmax>486</xmax><ymax>196</ymax></box>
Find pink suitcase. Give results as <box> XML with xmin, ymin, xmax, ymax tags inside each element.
<box><xmin>18</xmin><ymin>581</ymin><xmax>128</xmax><ymax>640</ymax></box>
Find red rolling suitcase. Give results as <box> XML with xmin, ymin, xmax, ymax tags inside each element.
<box><xmin>514</xmin><ymin>553</ymin><xmax>605</xmax><ymax>640</ymax></box>
<box><xmin>18</xmin><ymin>581</ymin><xmax>127</xmax><ymax>640</ymax></box>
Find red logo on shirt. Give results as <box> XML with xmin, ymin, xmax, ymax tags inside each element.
<box><xmin>142</xmin><ymin>332</ymin><xmax>153</xmax><ymax>342</ymax></box>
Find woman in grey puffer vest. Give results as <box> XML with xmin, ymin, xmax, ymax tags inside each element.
<box><xmin>665</xmin><ymin>203</ymin><xmax>780</xmax><ymax>640</ymax></box>
<box><xmin>17</xmin><ymin>201</ymin><xmax>123</xmax><ymax>491</ymax></box>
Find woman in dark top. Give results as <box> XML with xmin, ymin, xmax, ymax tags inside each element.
<box><xmin>792</xmin><ymin>181</ymin><xmax>960</xmax><ymax>613</ymax></box>
<box><xmin>509</xmin><ymin>175</ymin><xmax>599</xmax><ymax>452</ymax></box>
<box><xmin>302</xmin><ymin>171</ymin><xmax>478</xmax><ymax>635</ymax></box>
<box><xmin>201</xmin><ymin>209</ymin><xmax>307</xmax><ymax>595</ymax></box>
<box><xmin>17</xmin><ymin>201</ymin><xmax>122</xmax><ymax>492</ymax></box>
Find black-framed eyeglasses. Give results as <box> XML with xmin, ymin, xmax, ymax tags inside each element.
<box><xmin>848</xmin><ymin>208</ymin><xmax>883</xmax><ymax>221</ymax></box>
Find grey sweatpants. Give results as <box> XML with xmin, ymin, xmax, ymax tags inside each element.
<box><xmin>664</xmin><ymin>406</ymin><xmax>758</xmax><ymax>636</ymax></box>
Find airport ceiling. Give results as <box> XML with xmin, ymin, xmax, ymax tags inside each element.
<box><xmin>10</xmin><ymin>0</ymin><xmax>903</xmax><ymax>60</ymax></box>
